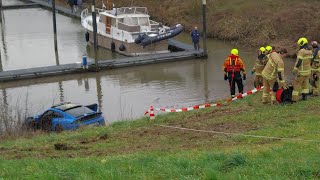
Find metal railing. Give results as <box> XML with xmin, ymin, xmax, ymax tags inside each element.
<box><xmin>116</xmin><ymin>7</ymin><xmax>148</xmax><ymax>15</ymax></box>
<box><xmin>80</xmin><ymin>8</ymin><xmax>88</xmax><ymax>24</ymax></box>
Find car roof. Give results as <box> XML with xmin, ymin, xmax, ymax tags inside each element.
<box><xmin>51</xmin><ymin>103</ymin><xmax>82</xmax><ymax>111</ymax></box>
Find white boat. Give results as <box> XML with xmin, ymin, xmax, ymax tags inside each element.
<box><xmin>81</xmin><ymin>6</ymin><xmax>183</xmax><ymax>56</ymax></box>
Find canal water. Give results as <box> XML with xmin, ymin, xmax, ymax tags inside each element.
<box><xmin>0</xmin><ymin>1</ymin><xmax>296</xmax><ymax>123</ymax></box>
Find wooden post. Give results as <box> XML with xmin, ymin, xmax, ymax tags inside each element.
<box><xmin>202</xmin><ymin>0</ymin><xmax>207</xmax><ymax>57</ymax></box>
<box><xmin>52</xmin><ymin>0</ymin><xmax>60</xmax><ymax>65</ymax></box>
<box><xmin>91</xmin><ymin>0</ymin><xmax>99</xmax><ymax>69</ymax></box>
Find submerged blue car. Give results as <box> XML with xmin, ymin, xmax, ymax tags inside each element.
<box><xmin>25</xmin><ymin>102</ymin><xmax>105</xmax><ymax>132</ymax></box>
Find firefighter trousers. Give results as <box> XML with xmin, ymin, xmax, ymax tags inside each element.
<box><xmin>228</xmin><ymin>75</ymin><xmax>243</xmax><ymax>97</ymax></box>
<box><xmin>292</xmin><ymin>75</ymin><xmax>309</xmax><ymax>101</ymax></box>
<box><xmin>311</xmin><ymin>70</ymin><xmax>320</xmax><ymax>96</ymax></box>
<box><xmin>262</xmin><ymin>78</ymin><xmax>276</xmax><ymax>104</ymax></box>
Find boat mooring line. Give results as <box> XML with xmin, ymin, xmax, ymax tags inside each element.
<box><xmin>156</xmin><ymin>124</ymin><xmax>320</xmax><ymax>143</ymax></box>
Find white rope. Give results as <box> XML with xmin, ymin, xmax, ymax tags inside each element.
<box><xmin>157</xmin><ymin>125</ymin><xmax>320</xmax><ymax>143</ymax></box>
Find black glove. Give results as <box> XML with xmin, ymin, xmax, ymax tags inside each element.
<box><xmin>224</xmin><ymin>74</ymin><xmax>228</xmax><ymax>81</ymax></box>
<box><xmin>242</xmin><ymin>74</ymin><xmax>246</xmax><ymax>80</ymax></box>
<box><xmin>313</xmin><ymin>73</ymin><xmax>318</xmax><ymax>81</ymax></box>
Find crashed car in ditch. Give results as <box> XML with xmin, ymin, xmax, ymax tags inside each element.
<box><xmin>24</xmin><ymin>102</ymin><xmax>105</xmax><ymax>132</ymax></box>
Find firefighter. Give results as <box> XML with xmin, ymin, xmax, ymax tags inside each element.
<box><xmin>252</xmin><ymin>47</ymin><xmax>267</xmax><ymax>88</ymax></box>
<box><xmin>223</xmin><ymin>49</ymin><xmax>246</xmax><ymax>98</ymax></box>
<box><xmin>261</xmin><ymin>48</ymin><xmax>288</xmax><ymax>104</ymax></box>
<box><xmin>292</xmin><ymin>37</ymin><xmax>312</xmax><ymax>101</ymax></box>
<box><xmin>310</xmin><ymin>41</ymin><xmax>320</xmax><ymax>96</ymax></box>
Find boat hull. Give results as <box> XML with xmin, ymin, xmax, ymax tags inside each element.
<box><xmin>87</xmin><ymin>31</ymin><xmax>169</xmax><ymax>56</ymax></box>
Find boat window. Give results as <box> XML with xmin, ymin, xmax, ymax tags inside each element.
<box><xmin>139</xmin><ymin>17</ymin><xmax>149</xmax><ymax>26</ymax></box>
<box><xmin>124</xmin><ymin>17</ymin><xmax>138</xmax><ymax>25</ymax></box>
<box><xmin>118</xmin><ymin>18</ymin><xmax>124</xmax><ymax>23</ymax></box>
<box><xmin>112</xmin><ymin>18</ymin><xmax>116</xmax><ymax>27</ymax></box>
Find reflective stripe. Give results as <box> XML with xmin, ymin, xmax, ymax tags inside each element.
<box><xmin>278</xmin><ymin>68</ymin><xmax>284</xmax><ymax>71</ymax></box>
<box><xmin>302</xmin><ymin>89</ymin><xmax>309</xmax><ymax>93</ymax></box>
<box><xmin>255</xmin><ymin>62</ymin><xmax>265</xmax><ymax>67</ymax></box>
<box><xmin>278</xmin><ymin>80</ymin><xmax>285</xmax><ymax>83</ymax></box>
<box><xmin>263</xmin><ymin>93</ymin><xmax>269</xmax><ymax>97</ymax></box>
<box><xmin>311</xmin><ymin>67</ymin><xmax>320</xmax><ymax>72</ymax></box>
<box><xmin>297</xmin><ymin>55</ymin><xmax>312</xmax><ymax>60</ymax></box>
<box><xmin>226</xmin><ymin>57</ymin><xmax>241</xmax><ymax>72</ymax></box>
<box><xmin>299</xmin><ymin>70</ymin><xmax>311</xmax><ymax>76</ymax></box>
<box><xmin>268</xmin><ymin>57</ymin><xmax>277</xmax><ymax>78</ymax></box>
<box><xmin>292</xmin><ymin>91</ymin><xmax>299</xmax><ymax>96</ymax></box>
<box><xmin>262</xmin><ymin>71</ymin><xmax>274</xmax><ymax>80</ymax></box>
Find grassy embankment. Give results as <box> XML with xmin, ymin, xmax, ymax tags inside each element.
<box><xmin>58</xmin><ymin>0</ymin><xmax>320</xmax><ymax>55</ymax></box>
<box><xmin>1</xmin><ymin>93</ymin><xmax>320</xmax><ymax>179</ymax></box>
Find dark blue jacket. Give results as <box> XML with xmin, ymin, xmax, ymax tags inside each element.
<box><xmin>191</xmin><ymin>30</ymin><xmax>200</xmax><ymax>43</ymax></box>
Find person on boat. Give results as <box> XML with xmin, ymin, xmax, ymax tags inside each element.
<box><xmin>223</xmin><ymin>49</ymin><xmax>246</xmax><ymax>98</ymax></box>
<box><xmin>261</xmin><ymin>48</ymin><xmax>288</xmax><ymax>104</ymax></box>
<box><xmin>292</xmin><ymin>37</ymin><xmax>312</xmax><ymax>102</ymax></box>
<box><xmin>252</xmin><ymin>47</ymin><xmax>267</xmax><ymax>88</ymax></box>
<box><xmin>190</xmin><ymin>26</ymin><xmax>200</xmax><ymax>51</ymax></box>
<box><xmin>310</xmin><ymin>41</ymin><xmax>320</xmax><ymax>96</ymax></box>
<box><xmin>77</xmin><ymin>0</ymin><xmax>83</xmax><ymax>11</ymax></box>
<box><xmin>73</xmin><ymin>0</ymin><xmax>78</xmax><ymax>13</ymax></box>
<box><xmin>67</xmin><ymin>0</ymin><xmax>74</xmax><ymax>13</ymax></box>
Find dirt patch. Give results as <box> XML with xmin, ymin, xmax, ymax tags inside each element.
<box><xmin>54</xmin><ymin>143</ymin><xmax>76</xmax><ymax>151</ymax></box>
<box><xmin>78</xmin><ymin>133</ymin><xmax>109</xmax><ymax>144</ymax></box>
<box><xmin>99</xmin><ymin>133</ymin><xmax>108</xmax><ymax>140</ymax></box>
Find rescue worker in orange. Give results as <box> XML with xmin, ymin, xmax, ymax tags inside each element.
<box><xmin>310</xmin><ymin>41</ymin><xmax>320</xmax><ymax>96</ymax></box>
<box><xmin>292</xmin><ymin>37</ymin><xmax>312</xmax><ymax>101</ymax></box>
<box><xmin>261</xmin><ymin>48</ymin><xmax>288</xmax><ymax>104</ymax></box>
<box><xmin>252</xmin><ymin>47</ymin><xmax>267</xmax><ymax>88</ymax></box>
<box><xmin>223</xmin><ymin>49</ymin><xmax>246</xmax><ymax>98</ymax></box>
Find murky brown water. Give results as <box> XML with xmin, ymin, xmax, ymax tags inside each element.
<box><xmin>0</xmin><ymin>2</ymin><xmax>296</xmax><ymax>122</ymax></box>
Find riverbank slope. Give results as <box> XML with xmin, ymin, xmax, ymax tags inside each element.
<box><xmin>1</xmin><ymin>93</ymin><xmax>320</xmax><ymax>178</ymax></box>
<box><xmin>57</xmin><ymin>0</ymin><xmax>320</xmax><ymax>55</ymax></box>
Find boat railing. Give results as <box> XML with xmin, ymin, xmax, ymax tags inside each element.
<box><xmin>150</xmin><ymin>20</ymin><xmax>160</xmax><ymax>31</ymax></box>
<box><xmin>116</xmin><ymin>7</ymin><xmax>148</xmax><ymax>15</ymax></box>
<box><xmin>95</xmin><ymin>8</ymin><xmax>105</xmax><ymax>14</ymax></box>
<box><xmin>80</xmin><ymin>8</ymin><xmax>89</xmax><ymax>24</ymax></box>
<box><xmin>118</xmin><ymin>22</ymin><xmax>140</xmax><ymax>32</ymax></box>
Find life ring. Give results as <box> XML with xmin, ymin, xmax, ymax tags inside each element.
<box><xmin>85</xmin><ymin>32</ymin><xmax>89</xmax><ymax>42</ymax></box>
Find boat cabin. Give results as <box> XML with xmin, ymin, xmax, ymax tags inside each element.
<box><xmin>98</xmin><ymin>7</ymin><xmax>160</xmax><ymax>35</ymax></box>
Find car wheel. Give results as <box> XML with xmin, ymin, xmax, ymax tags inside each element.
<box><xmin>55</xmin><ymin>124</ymin><xmax>64</xmax><ymax>133</ymax></box>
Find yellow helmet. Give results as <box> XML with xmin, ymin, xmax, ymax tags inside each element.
<box><xmin>265</xmin><ymin>45</ymin><xmax>272</xmax><ymax>52</ymax></box>
<box><xmin>297</xmin><ymin>37</ymin><xmax>308</xmax><ymax>46</ymax></box>
<box><xmin>231</xmin><ymin>49</ymin><xmax>238</xmax><ymax>56</ymax></box>
<box><xmin>259</xmin><ymin>47</ymin><xmax>266</xmax><ymax>54</ymax></box>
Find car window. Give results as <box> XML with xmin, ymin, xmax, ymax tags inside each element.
<box><xmin>52</xmin><ymin>112</ymin><xmax>63</xmax><ymax>118</ymax></box>
<box><xmin>42</xmin><ymin>110</ymin><xmax>54</xmax><ymax>118</ymax></box>
<box><xmin>65</xmin><ymin>106</ymin><xmax>94</xmax><ymax>118</ymax></box>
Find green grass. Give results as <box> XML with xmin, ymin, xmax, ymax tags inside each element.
<box><xmin>1</xmin><ymin>93</ymin><xmax>320</xmax><ymax>179</ymax></box>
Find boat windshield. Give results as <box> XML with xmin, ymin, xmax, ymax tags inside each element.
<box><xmin>124</xmin><ymin>17</ymin><xmax>138</xmax><ymax>25</ymax></box>
<box><xmin>139</xmin><ymin>17</ymin><xmax>149</xmax><ymax>26</ymax></box>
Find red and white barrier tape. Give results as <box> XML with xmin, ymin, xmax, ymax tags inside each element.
<box><xmin>144</xmin><ymin>86</ymin><xmax>263</xmax><ymax>118</ymax></box>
